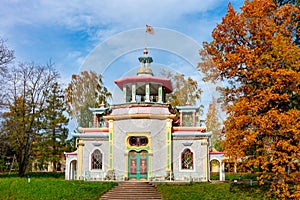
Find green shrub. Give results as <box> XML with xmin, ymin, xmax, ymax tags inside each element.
<box><xmin>210</xmin><ymin>172</ymin><xmax>258</xmax><ymax>181</ymax></box>
<box><xmin>0</xmin><ymin>172</ymin><xmax>65</xmax><ymax>178</ymax></box>
<box><xmin>226</xmin><ymin>172</ymin><xmax>258</xmax><ymax>180</ymax></box>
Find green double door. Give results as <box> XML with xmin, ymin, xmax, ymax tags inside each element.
<box><xmin>128</xmin><ymin>150</ymin><xmax>148</xmax><ymax>180</ymax></box>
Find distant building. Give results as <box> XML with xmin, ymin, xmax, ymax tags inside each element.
<box><xmin>64</xmin><ymin>49</ymin><xmax>212</xmax><ymax>181</ymax></box>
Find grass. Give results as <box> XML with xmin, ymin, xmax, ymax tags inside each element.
<box><xmin>157</xmin><ymin>182</ymin><xmax>274</xmax><ymax>200</ymax></box>
<box><xmin>0</xmin><ymin>177</ymin><xmax>117</xmax><ymax>200</ymax></box>
<box><xmin>0</xmin><ymin>172</ymin><xmax>273</xmax><ymax>200</ymax></box>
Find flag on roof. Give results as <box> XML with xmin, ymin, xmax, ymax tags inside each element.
<box><xmin>146</xmin><ymin>25</ymin><xmax>155</xmax><ymax>34</ymax></box>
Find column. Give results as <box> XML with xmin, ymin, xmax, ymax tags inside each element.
<box><xmin>65</xmin><ymin>158</ymin><xmax>69</xmax><ymax>180</ymax></box>
<box><xmin>206</xmin><ymin>138</ymin><xmax>209</xmax><ymax>181</ymax></box>
<box><xmin>131</xmin><ymin>84</ymin><xmax>136</xmax><ymax>102</ymax></box>
<box><xmin>123</xmin><ymin>85</ymin><xmax>127</xmax><ymax>102</ymax></box>
<box><xmin>69</xmin><ymin>161</ymin><xmax>72</xmax><ymax>180</ymax></box>
<box><xmin>180</xmin><ymin>112</ymin><xmax>183</xmax><ymax>127</ymax></box>
<box><xmin>145</xmin><ymin>83</ymin><xmax>150</xmax><ymax>102</ymax></box>
<box><xmin>158</xmin><ymin>86</ymin><xmax>163</xmax><ymax>103</ymax></box>
<box><xmin>77</xmin><ymin>139</ymin><xmax>84</xmax><ymax>180</ymax></box>
<box><xmin>93</xmin><ymin>114</ymin><xmax>97</xmax><ymax>128</ymax></box>
<box><xmin>192</xmin><ymin>111</ymin><xmax>196</xmax><ymax>127</ymax></box>
<box><xmin>220</xmin><ymin>162</ymin><xmax>225</xmax><ymax>181</ymax></box>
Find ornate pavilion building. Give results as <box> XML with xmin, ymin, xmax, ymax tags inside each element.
<box><xmin>64</xmin><ymin>49</ymin><xmax>212</xmax><ymax>181</ymax></box>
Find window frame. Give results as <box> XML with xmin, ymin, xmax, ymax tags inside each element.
<box><xmin>90</xmin><ymin>148</ymin><xmax>104</xmax><ymax>171</ymax></box>
<box><xmin>179</xmin><ymin>148</ymin><xmax>195</xmax><ymax>171</ymax></box>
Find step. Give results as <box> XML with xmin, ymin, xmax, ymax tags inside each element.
<box><xmin>103</xmin><ymin>192</ymin><xmax>160</xmax><ymax>195</ymax></box>
<box><xmin>103</xmin><ymin>192</ymin><xmax>161</xmax><ymax>195</ymax></box>
<box><xmin>100</xmin><ymin>182</ymin><xmax>162</xmax><ymax>200</ymax></box>
<box><xmin>101</xmin><ymin>197</ymin><xmax>161</xmax><ymax>200</ymax></box>
<box><xmin>102</xmin><ymin>195</ymin><xmax>161</xmax><ymax>198</ymax></box>
<box><xmin>101</xmin><ymin>198</ymin><xmax>161</xmax><ymax>200</ymax></box>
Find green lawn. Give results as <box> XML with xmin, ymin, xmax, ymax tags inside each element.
<box><xmin>157</xmin><ymin>182</ymin><xmax>273</xmax><ymax>200</ymax></box>
<box><xmin>0</xmin><ymin>176</ymin><xmax>273</xmax><ymax>200</ymax></box>
<box><xmin>0</xmin><ymin>177</ymin><xmax>117</xmax><ymax>200</ymax></box>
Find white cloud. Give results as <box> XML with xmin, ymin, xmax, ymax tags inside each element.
<box><xmin>0</xmin><ymin>0</ymin><xmax>228</xmax><ymax>37</ymax></box>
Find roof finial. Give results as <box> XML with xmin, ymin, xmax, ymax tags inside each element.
<box><xmin>137</xmin><ymin>48</ymin><xmax>153</xmax><ymax>76</ymax></box>
<box><xmin>144</xmin><ymin>48</ymin><xmax>148</xmax><ymax>56</ymax></box>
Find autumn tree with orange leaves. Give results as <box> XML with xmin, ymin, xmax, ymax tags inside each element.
<box><xmin>198</xmin><ymin>0</ymin><xmax>300</xmax><ymax>199</ymax></box>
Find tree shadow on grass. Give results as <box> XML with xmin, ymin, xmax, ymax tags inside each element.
<box><xmin>229</xmin><ymin>181</ymin><xmax>271</xmax><ymax>198</ymax></box>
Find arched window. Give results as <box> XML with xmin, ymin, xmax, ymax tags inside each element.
<box><xmin>181</xmin><ymin>148</ymin><xmax>193</xmax><ymax>170</ymax></box>
<box><xmin>91</xmin><ymin>149</ymin><xmax>102</xmax><ymax>170</ymax></box>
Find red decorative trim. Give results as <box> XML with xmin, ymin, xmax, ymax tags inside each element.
<box><xmin>79</xmin><ymin>127</ymin><xmax>109</xmax><ymax>133</ymax></box>
<box><xmin>114</xmin><ymin>76</ymin><xmax>173</xmax><ymax>93</ymax></box>
<box><xmin>64</xmin><ymin>151</ymin><xmax>78</xmax><ymax>157</ymax></box>
<box><xmin>173</xmin><ymin>127</ymin><xmax>206</xmax><ymax>132</ymax></box>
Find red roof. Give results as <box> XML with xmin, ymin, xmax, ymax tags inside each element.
<box><xmin>114</xmin><ymin>76</ymin><xmax>173</xmax><ymax>93</ymax></box>
<box><xmin>209</xmin><ymin>152</ymin><xmax>224</xmax><ymax>155</ymax></box>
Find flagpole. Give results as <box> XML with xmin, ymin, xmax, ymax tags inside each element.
<box><xmin>144</xmin><ymin>28</ymin><xmax>148</xmax><ymax>48</ymax></box>
<box><xmin>145</xmin><ymin>25</ymin><xmax>155</xmax><ymax>48</ymax></box>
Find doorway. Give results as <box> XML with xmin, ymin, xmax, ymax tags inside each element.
<box><xmin>128</xmin><ymin>150</ymin><xmax>148</xmax><ymax>180</ymax></box>
<box><xmin>69</xmin><ymin>160</ymin><xmax>77</xmax><ymax>180</ymax></box>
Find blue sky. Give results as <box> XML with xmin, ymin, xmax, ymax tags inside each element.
<box><xmin>0</xmin><ymin>0</ymin><xmax>245</xmax><ymax>121</ymax></box>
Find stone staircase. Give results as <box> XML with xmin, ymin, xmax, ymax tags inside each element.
<box><xmin>100</xmin><ymin>181</ymin><xmax>162</xmax><ymax>200</ymax></box>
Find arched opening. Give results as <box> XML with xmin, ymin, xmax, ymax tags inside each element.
<box><xmin>210</xmin><ymin>159</ymin><xmax>221</xmax><ymax>180</ymax></box>
<box><xmin>69</xmin><ymin>160</ymin><xmax>77</xmax><ymax>180</ymax></box>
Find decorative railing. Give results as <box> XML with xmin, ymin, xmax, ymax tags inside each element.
<box><xmin>84</xmin><ymin>171</ymin><xmax>106</xmax><ymax>181</ymax></box>
<box><xmin>150</xmin><ymin>171</ymin><xmax>206</xmax><ymax>182</ymax></box>
<box><xmin>83</xmin><ymin>170</ymin><xmax>125</xmax><ymax>181</ymax></box>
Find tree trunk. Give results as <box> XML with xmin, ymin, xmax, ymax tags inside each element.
<box><xmin>18</xmin><ymin>158</ymin><xmax>27</xmax><ymax>177</ymax></box>
<box><xmin>53</xmin><ymin>160</ymin><xmax>57</xmax><ymax>172</ymax></box>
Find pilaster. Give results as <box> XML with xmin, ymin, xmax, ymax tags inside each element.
<box><xmin>77</xmin><ymin>139</ymin><xmax>84</xmax><ymax>180</ymax></box>
<box><xmin>166</xmin><ymin>119</ymin><xmax>172</xmax><ymax>172</ymax></box>
<box><xmin>108</xmin><ymin>120</ymin><xmax>114</xmax><ymax>170</ymax></box>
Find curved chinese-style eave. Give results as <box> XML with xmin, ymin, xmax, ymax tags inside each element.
<box><xmin>72</xmin><ymin>133</ymin><xmax>109</xmax><ymax>138</ymax></box>
<box><xmin>64</xmin><ymin>150</ymin><xmax>77</xmax><ymax>156</ymax></box>
<box><xmin>111</xmin><ymin>102</ymin><xmax>171</xmax><ymax>109</ymax></box>
<box><xmin>114</xmin><ymin>76</ymin><xmax>173</xmax><ymax>93</ymax></box>
<box><xmin>209</xmin><ymin>152</ymin><xmax>225</xmax><ymax>155</ymax></box>
<box><xmin>176</xmin><ymin>106</ymin><xmax>200</xmax><ymax>112</ymax></box>
<box><xmin>172</xmin><ymin>131</ymin><xmax>212</xmax><ymax>137</ymax></box>
<box><xmin>78</xmin><ymin>127</ymin><xmax>109</xmax><ymax>133</ymax></box>
<box><xmin>104</xmin><ymin>113</ymin><xmax>176</xmax><ymax>120</ymax></box>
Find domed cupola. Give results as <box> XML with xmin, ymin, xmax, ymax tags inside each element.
<box><xmin>137</xmin><ymin>48</ymin><xmax>154</xmax><ymax>76</ymax></box>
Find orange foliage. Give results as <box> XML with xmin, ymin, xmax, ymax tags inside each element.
<box><xmin>199</xmin><ymin>0</ymin><xmax>300</xmax><ymax>199</ymax></box>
